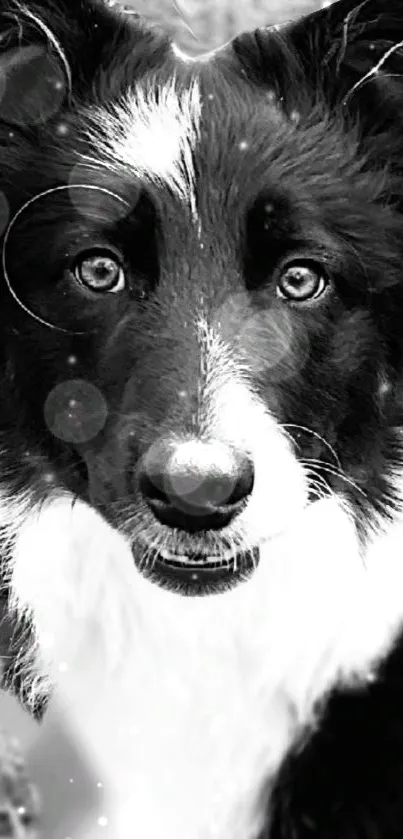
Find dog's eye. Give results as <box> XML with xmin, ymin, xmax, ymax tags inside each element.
<box><xmin>74</xmin><ymin>249</ymin><xmax>125</xmax><ymax>293</ymax></box>
<box><xmin>276</xmin><ymin>261</ymin><xmax>327</xmax><ymax>303</ymax></box>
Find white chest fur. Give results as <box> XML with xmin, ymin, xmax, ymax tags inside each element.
<box><xmin>7</xmin><ymin>494</ymin><xmax>403</xmax><ymax>839</ymax></box>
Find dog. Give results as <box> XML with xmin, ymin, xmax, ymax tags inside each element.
<box><xmin>1</xmin><ymin>0</ymin><xmax>403</xmax><ymax>836</ymax></box>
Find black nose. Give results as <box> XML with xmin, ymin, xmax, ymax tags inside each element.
<box><xmin>138</xmin><ymin>439</ymin><xmax>254</xmax><ymax>533</ymax></box>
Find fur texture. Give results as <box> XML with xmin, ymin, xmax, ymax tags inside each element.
<box><xmin>1</xmin><ymin>0</ymin><xmax>403</xmax><ymax>837</ymax></box>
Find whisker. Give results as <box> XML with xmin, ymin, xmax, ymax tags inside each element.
<box><xmin>282</xmin><ymin>424</ymin><xmax>341</xmax><ymax>468</ymax></box>
<box><xmin>336</xmin><ymin>0</ymin><xmax>370</xmax><ymax>76</ymax></box>
<box><xmin>12</xmin><ymin>2</ymin><xmax>73</xmax><ymax>99</ymax></box>
<box><xmin>343</xmin><ymin>39</ymin><xmax>403</xmax><ymax>105</ymax></box>
<box><xmin>304</xmin><ymin>468</ymin><xmax>331</xmax><ymax>501</ymax></box>
<box><xmin>301</xmin><ymin>458</ymin><xmax>368</xmax><ymax>500</ymax></box>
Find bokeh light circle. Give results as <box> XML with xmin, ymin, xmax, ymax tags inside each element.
<box><xmin>0</xmin><ymin>45</ymin><xmax>66</xmax><ymax>126</ymax></box>
<box><xmin>44</xmin><ymin>380</ymin><xmax>108</xmax><ymax>444</ymax></box>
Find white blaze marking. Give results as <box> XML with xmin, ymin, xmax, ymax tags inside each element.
<box><xmin>79</xmin><ymin>78</ymin><xmax>202</xmax><ymax>219</ymax></box>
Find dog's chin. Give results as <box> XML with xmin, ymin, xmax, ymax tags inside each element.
<box><xmin>84</xmin><ymin>481</ymin><xmax>261</xmax><ymax>596</ymax></box>
<box><xmin>131</xmin><ymin>544</ymin><xmax>260</xmax><ymax>596</ymax></box>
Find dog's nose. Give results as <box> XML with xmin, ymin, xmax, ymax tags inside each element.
<box><xmin>138</xmin><ymin>439</ymin><xmax>254</xmax><ymax>532</ymax></box>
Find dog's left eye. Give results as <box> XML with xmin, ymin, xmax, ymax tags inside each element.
<box><xmin>276</xmin><ymin>261</ymin><xmax>328</xmax><ymax>302</ymax></box>
<box><xmin>73</xmin><ymin>249</ymin><xmax>126</xmax><ymax>293</ymax></box>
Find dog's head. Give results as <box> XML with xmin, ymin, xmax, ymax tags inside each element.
<box><xmin>1</xmin><ymin>0</ymin><xmax>403</xmax><ymax>599</ymax></box>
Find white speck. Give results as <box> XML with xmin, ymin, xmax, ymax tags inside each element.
<box><xmin>69</xmin><ymin>778</ymin><xmax>74</xmax><ymax>784</ymax></box>
<box><xmin>67</xmin><ymin>354</ymin><xmax>78</xmax><ymax>365</ymax></box>
<box><xmin>290</xmin><ymin>110</ymin><xmax>300</xmax><ymax>124</ymax></box>
<box><xmin>17</xmin><ymin>806</ymin><xmax>26</xmax><ymax>815</ymax></box>
<box><xmin>238</xmin><ymin>140</ymin><xmax>248</xmax><ymax>151</ymax></box>
<box><xmin>97</xmin><ymin>782</ymin><xmax>103</xmax><ymax>788</ymax></box>
<box><xmin>196</xmin><ymin>219</ymin><xmax>202</xmax><ymax>240</ymax></box>
<box><xmin>207</xmin><ymin>93</ymin><xmax>214</xmax><ymax>100</ymax></box>
<box><xmin>56</xmin><ymin>122</ymin><xmax>70</xmax><ymax>136</ymax></box>
<box><xmin>98</xmin><ymin>816</ymin><xmax>108</xmax><ymax>827</ymax></box>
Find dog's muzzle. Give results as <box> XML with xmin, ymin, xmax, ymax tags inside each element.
<box><xmin>132</xmin><ymin>436</ymin><xmax>258</xmax><ymax>595</ymax></box>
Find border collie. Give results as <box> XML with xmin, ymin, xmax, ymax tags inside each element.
<box><xmin>2</xmin><ymin>0</ymin><xmax>403</xmax><ymax>836</ymax></box>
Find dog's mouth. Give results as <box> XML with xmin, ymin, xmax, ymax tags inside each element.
<box><xmin>132</xmin><ymin>545</ymin><xmax>260</xmax><ymax>596</ymax></box>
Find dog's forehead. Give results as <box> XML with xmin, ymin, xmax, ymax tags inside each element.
<box><xmin>81</xmin><ymin>59</ymin><xmax>287</xmax><ymax>221</ymax></box>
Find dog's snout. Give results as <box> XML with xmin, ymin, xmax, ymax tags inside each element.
<box><xmin>138</xmin><ymin>439</ymin><xmax>254</xmax><ymax>533</ymax></box>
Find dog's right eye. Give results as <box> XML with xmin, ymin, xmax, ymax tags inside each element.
<box><xmin>275</xmin><ymin>260</ymin><xmax>328</xmax><ymax>303</ymax></box>
<box><xmin>73</xmin><ymin>248</ymin><xmax>126</xmax><ymax>294</ymax></box>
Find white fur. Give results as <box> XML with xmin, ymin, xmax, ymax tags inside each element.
<box><xmin>78</xmin><ymin>79</ymin><xmax>201</xmax><ymax>219</ymax></box>
<box><xmin>194</xmin><ymin>314</ymin><xmax>309</xmax><ymax>542</ymax></box>
<box><xmin>5</xmin><ymin>470</ymin><xmax>403</xmax><ymax>838</ymax></box>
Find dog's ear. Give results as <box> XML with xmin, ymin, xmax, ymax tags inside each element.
<box><xmin>232</xmin><ymin>0</ymin><xmax>403</xmax><ymax>142</ymax></box>
<box><xmin>0</xmin><ymin>0</ymin><xmax>169</xmax><ymax>127</ymax></box>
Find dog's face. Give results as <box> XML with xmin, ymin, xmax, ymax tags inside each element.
<box><xmin>1</xmin><ymin>0</ymin><xmax>403</xmax><ymax>597</ymax></box>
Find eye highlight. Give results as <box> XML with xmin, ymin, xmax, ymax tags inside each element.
<box><xmin>73</xmin><ymin>248</ymin><xmax>126</xmax><ymax>293</ymax></box>
<box><xmin>276</xmin><ymin>260</ymin><xmax>328</xmax><ymax>303</ymax></box>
